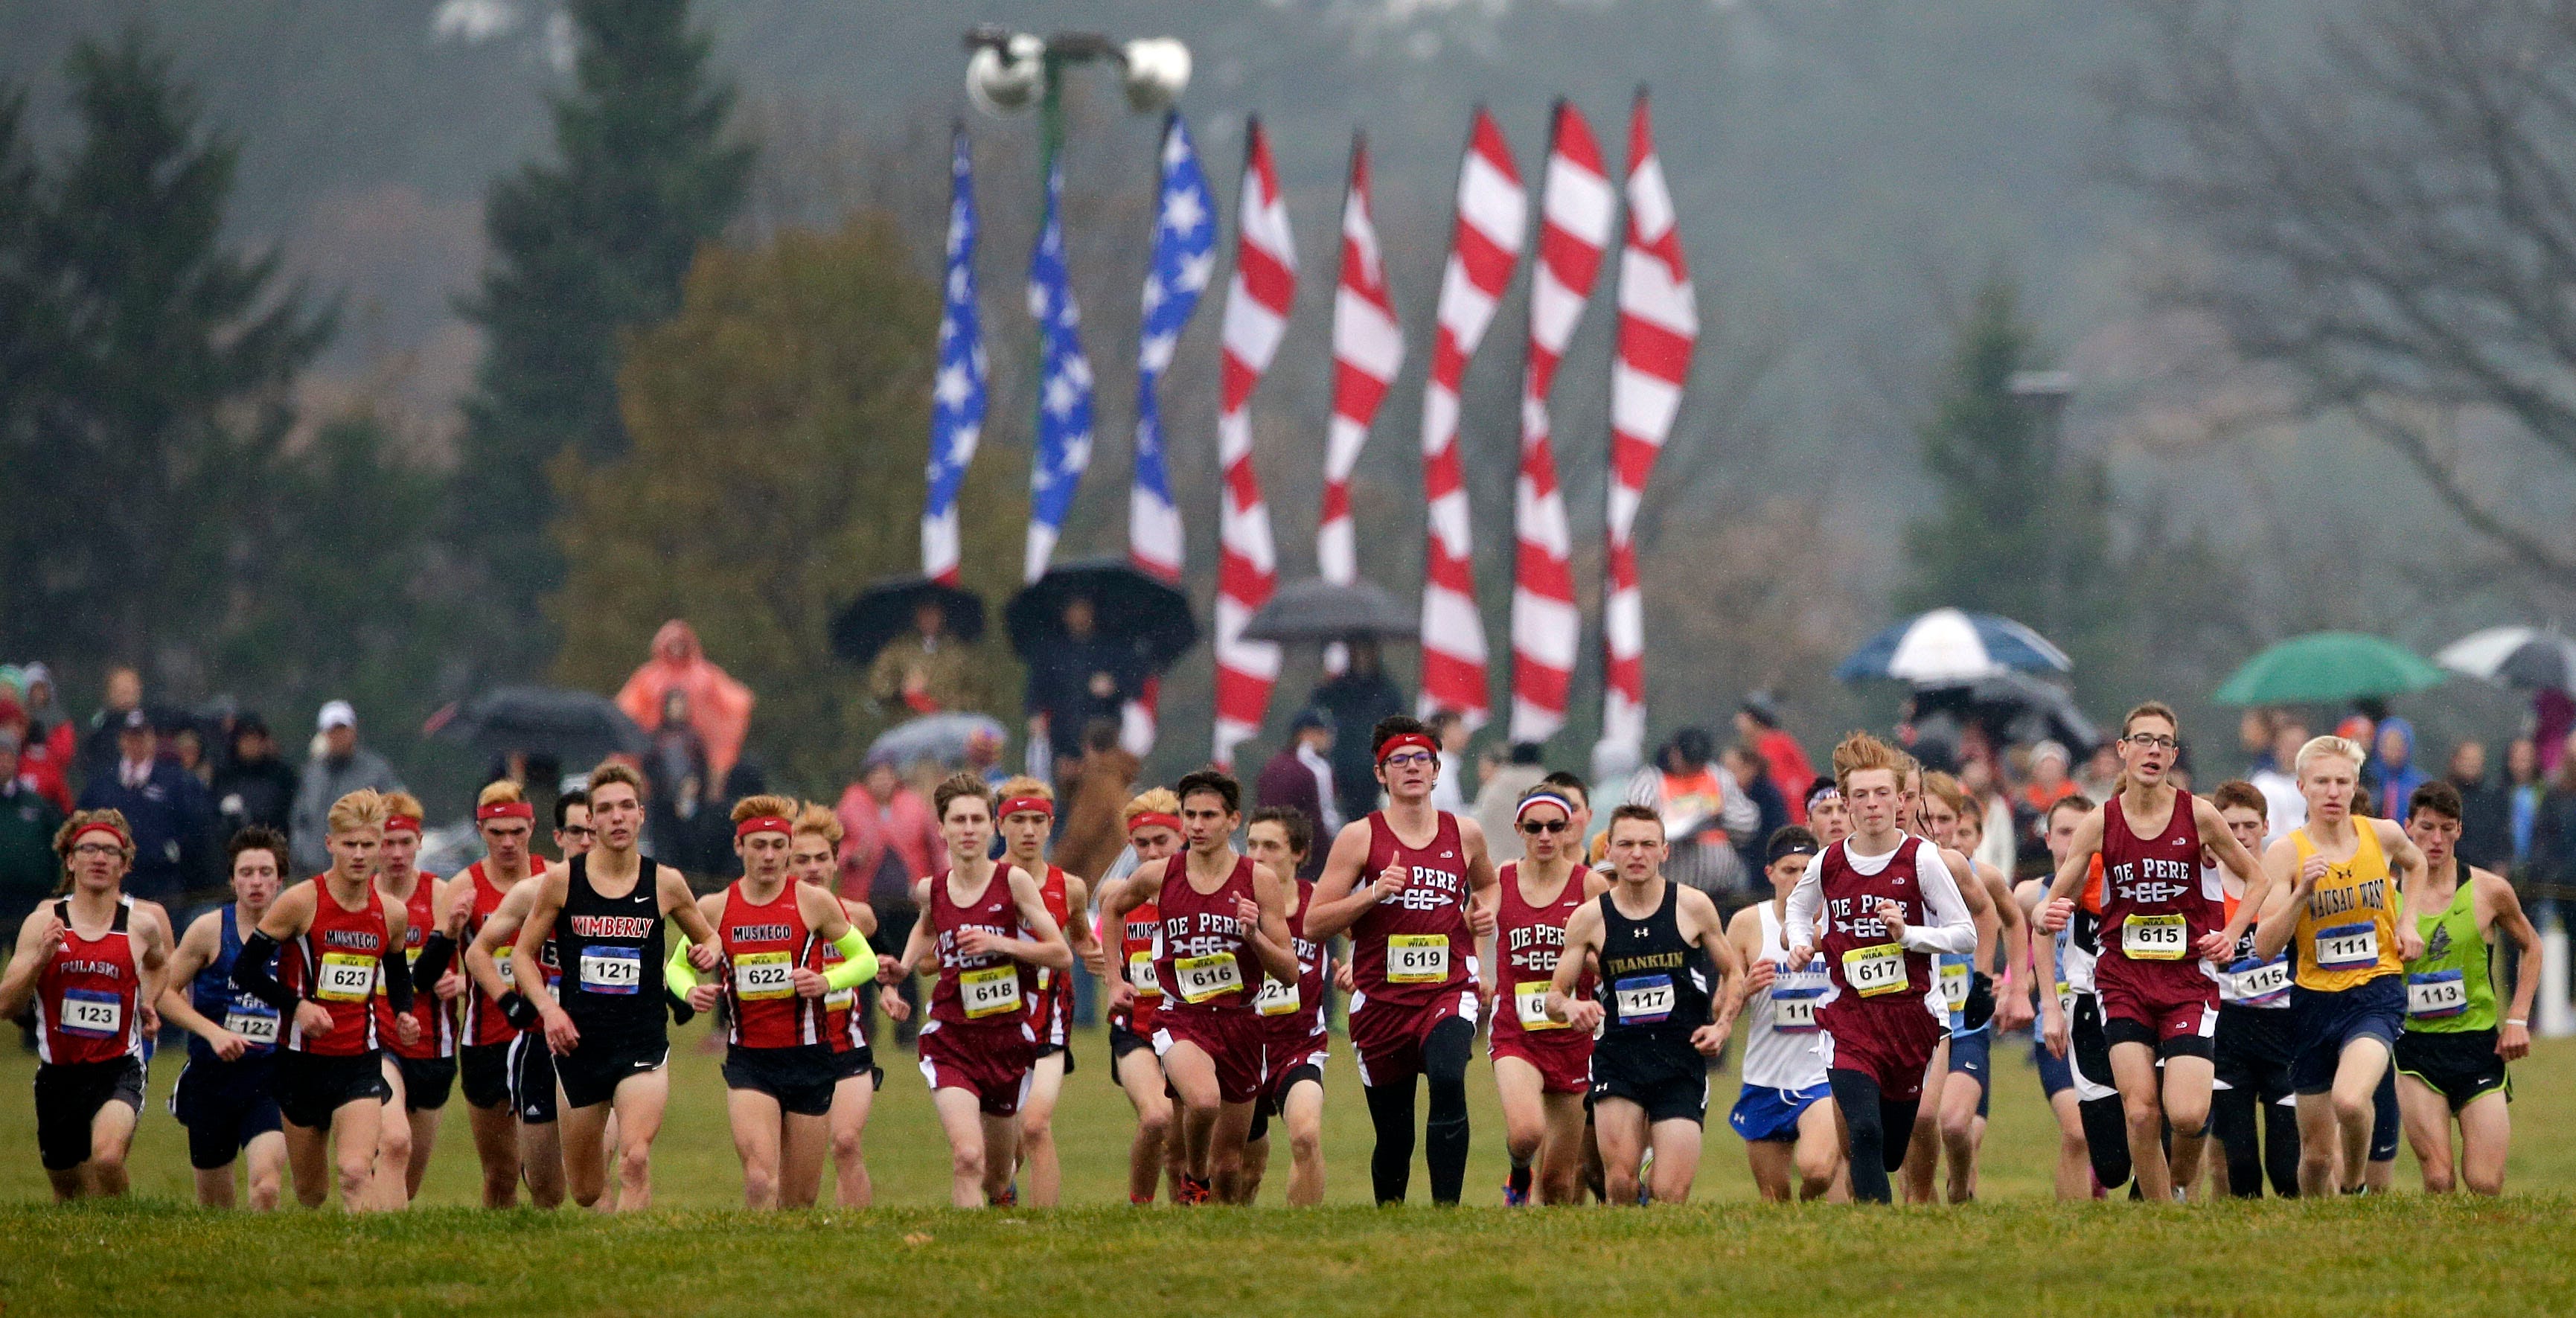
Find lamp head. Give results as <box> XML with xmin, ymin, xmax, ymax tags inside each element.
<box><xmin>965</xmin><ymin>31</ymin><xmax>1043</xmax><ymax>117</ymax></box>
<box><xmin>1119</xmin><ymin>37</ymin><xmax>1191</xmax><ymax>112</ymax></box>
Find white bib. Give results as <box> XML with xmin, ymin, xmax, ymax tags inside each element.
<box><xmin>578</xmin><ymin>946</ymin><xmax>642</xmax><ymax>994</ymax></box>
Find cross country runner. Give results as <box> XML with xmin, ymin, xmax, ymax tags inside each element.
<box><xmin>2205</xmin><ymin>780</ymin><xmax>2300</xmax><ymax>1199</ymax></box>
<box><xmin>1550</xmin><ymin>804</ymin><xmax>1743</xmax><ymax>1205</ymax></box>
<box><xmin>2037</xmin><ymin>703</ymin><xmax>2269</xmax><ymax>1203</ymax></box>
<box><xmin>1241</xmin><ymin>804</ymin><xmax>1329</xmax><ymax>1206</ymax></box>
<box><xmin>2252</xmin><ymin>734</ymin><xmax>2429</xmax><ymax>1196</ymax></box>
<box><xmin>1914</xmin><ymin>770</ymin><xmax>2031</xmax><ymax>1203</ymax></box>
<box><xmin>1304</xmin><ymin>714</ymin><xmax>1500</xmax><ymax>1206</ymax></box>
<box><xmin>1101</xmin><ymin>769</ymin><xmax>1297</xmax><ymax>1205</ymax></box>
<box><xmin>1783</xmin><ymin>733</ymin><xmax>1976</xmax><ymax>1204</ymax></box>
<box><xmin>1893</xmin><ymin>761</ymin><xmax>2000</xmax><ymax>1204</ymax></box>
<box><xmin>442</xmin><ymin>780</ymin><xmax>555</xmax><ymax>1208</ymax></box>
<box><xmin>159</xmin><ymin>826</ymin><xmax>290</xmax><ymax>1209</ymax></box>
<box><xmin>791</xmin><ymin>801</ymin><xmax>884</xmax><ymax>1206</ymax></box>
<box><xmin>1099</xmin><ymin>788</ymin><xmax>1186</xmax><ymax>1204</ymax></box>
<box><xmin>229</xmin><ymin>790</ymin><xmax>424</xmax><ymax>1209</ymax></box>
<box><xmin>995</xmin><ymin>775</ymin><xmax>1101</xmax><ymax>1208</ymax></box>
<box><xmin>878</xmin><ymin>772</ymin><xmax>1071</xmax><ymax>1208</ymax></box>
<box><xmin>671</xmin><ymin>796</ymin><xmax>878</xmax><ymax>1209</ymax></box>
<box><xmin>1486</xmin><ymin>784</ymin><xmax>1608</xmax><ymax>1205</ymax></box>
<box><xmin>369</xmin><ymin>793</ymin><xmax>461</xmax><ymax>1209</ymax></box>
<box><xmin>0</xmin><ymin>809</ymin><xmax>173</xmax><ymax>1200</ymax></box>
<box><xmin>1728</xmin><ymin>825</ymin><xmax>1845</xmax><ymax>1202</ymax></box>
<box><xmin>2396</xmin><ymin>780</ymin><xmax>2537</xmax><ymax>1195</ymax></box>
<box><xmin>508</xmin><ymin>762</ymin><xmax>723</xmax><ymax>1212</ymax></box>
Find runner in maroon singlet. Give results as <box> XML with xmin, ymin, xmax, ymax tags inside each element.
<box><xmin>2040</xmin><ymin>701</ymin><xmax>2267</xmax><ymax>1201</ymax></box>
<box><xmin>1486</xmin><ymin>784</ymin><xmax>1609</xmax><ymax>1205</ymax></box>
<box><xmin>994</xmin><ymin>775</ymin><xmax>1101</xmax><ymax>1208</ymax></box>
<box><xmin>0</xmin><ymin>810</ymin><xmax>173</xmax><ymax>1200</ymax></box>
<box><xmin>1097</xmin><ymin>790</ymin><xmax>1184</xmax><ymax>1204</ymax></box>
<box><xmin>1782</xmin><ymin>734</ymin><xmax>1976</xmax><ymax>1204</ymax></box>
<box><xmin>1305</xmin><ymin>714</ymin><xmax>1500</xmax><ymax>1206</ymax></box>
<box><xmin>878</xmin><ymin>773</ymin><xmax>1071</xmax><ymax>1208</ymax></box>
<box><xmin>792</xmin><ymin>802</ymin><xmax>883</xmax><ymax>1207</ymax></box>
<box><xmin>1240</xmin><ymin>807</ymin><xmax>1329</xmax><ymax>1206</ymax></box>
<box><xmin>1099</xmin><ymin>770</ymin><xmax>1297</xmax><ymax>1205</ymax></box>
<box><xmin>441</xmin><ymin>779</ymin><xmax>548</xmax><ymax>1208</ymax></box>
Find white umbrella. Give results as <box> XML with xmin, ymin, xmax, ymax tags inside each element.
<box><xmin>2435</xmin><ymin>625</ymin><xmax>2576</xmax><ymax>691</ymax></box>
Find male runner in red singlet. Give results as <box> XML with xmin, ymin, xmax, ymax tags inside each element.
<box><xmin>1098</xmin><ymin>790</ymin><xmax>1185</xmax><ymax>1203</ymax></box>
<box><xmin>677</xmin><ymin>796</ymin><xmax>876</xmax><ymax>1209</ymax></box>
<box><xmin>1241</xmin><ymin>805</ymin><xmax>1329</xmax><ymax>1206</ymax></box>
<box><xmin>1</xmin><ymin>810</ymin><xmax>174</xmax><ymax>1200</ymax></box>
<box><xmin>791</xmin><ymin>802</ymin><xmax>883</xmax><ymax>1206</ymax></box>
<box><xmin>994</xmin><ymin>775</ymin><xmax>1101</xmax><ymax>1207</ymax></box>
<box><xmin>1486</xmin><ymin>784</ymin><xmax>1610</xmax><ymax>1205</ymax></box>
<box><xmin>878</xmin><ymin>773</ymin><xmax>1073</xmax><ymax>1208</ymax></box>
<box><xmin>1099</xmin><ymin>769</ymin><xmax>1297</xmax><ymax>1204</ymax></box>
<box><xmin>2042</xmin><ymin>702</ymin><xmax>2268</xmax><ymax>1202</ymax></box>
<box><xmin>1305</xmin><ymin>715</ymin><xmax>1501</xmax><ymax>1205</ymax></box>
<box><xmin>368</xmin><ymin>792</ymin><xmax>460</xmax><ymax>1209</ymax></box>
<box><xmin>441</xmin><ymin>779</ymin><xmax>549</xmax><ymax>1207</ymax></box>
<box><xmin>228</xmin><ymin>790</ymin><xmax>426</xmax><ymax>1210</ymax></box>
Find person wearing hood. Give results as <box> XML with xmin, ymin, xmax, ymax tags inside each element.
<box><xmin>212</xmin><ymin>714</ymin><xmax>298</xmax><ymax>839</ymax></box>
<box><xmin>615</xmin><ymin>620</ymin><xmax>755</xmax><ymax>787</ymax></box>
<box><xmin>2371</xmin><ymin>717</ymin><xmax>2429</xmax><ymax>822</ymax></box>
<box><xmin>288</xmin><ymin>702</ymin><xmax>404</xmax><ymax>877</ymax></box>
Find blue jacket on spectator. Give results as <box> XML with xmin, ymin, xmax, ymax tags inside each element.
<box><xmin>77</xmin><ymin>756</ymin><xmax>213</xmax><ymax>903</ymax></box>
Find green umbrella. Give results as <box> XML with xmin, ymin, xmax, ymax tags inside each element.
<box><xmin>2214</xmin><ymin>632</ymin><xmax>2449</xmax><ymax>706</ymax></box>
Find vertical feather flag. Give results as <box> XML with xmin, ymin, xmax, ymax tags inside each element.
<box><xmin>923</xmin><ymin>127</ymin><xmax>986</xmax><ymax>585</ymax></box>
<box><xmin>1211</xmin><ymin>118</ymin><xmax>1298</xmax><ymax>767</ymax></box>
<box><xmin>1024</xmin><ymin>158</ymin><xmax>1095</xmax><ymax>583</ymax></box>
<box><xmin>1318</xmin><ymin>133</ymin><xmax>1403</xmax><ymax>676</ymax></box>
<box><xmin>1129</xmin><ymin>113</ymin><xmax>1218</xmax><ymax>584</ymax></box>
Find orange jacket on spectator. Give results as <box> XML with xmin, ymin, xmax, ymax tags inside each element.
<box><xmin>614</xmin><ymin>620</ymin><xmax>755</xmax><ymax>784</ymax></box>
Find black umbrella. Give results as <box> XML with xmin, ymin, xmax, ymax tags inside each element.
<box><xmin>830</xmin><ymin>575</ymin><xmax>988</xmax><ymax>668</ymax></box>
<box><xmin>426</xmin><ymin>686</ymin><xmax>647</xmax><ymax>767</ymax></box>
<box><xmin>1912</xmin><ymin>672</ymin><xmax>2103</xmax><ymax>758</ymax></box>
<box><xmin>1240</xmin><ymin>578</ymin><xmax>1417</xmax><ymax>644</ymax></box>
<box><xmin>1004</xmin><ymin>557</ymin><xmax>1198</xmax><ymax>670</ymax></box>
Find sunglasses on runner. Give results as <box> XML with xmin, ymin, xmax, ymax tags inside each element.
<box><xmin>1518</xmin><ymin>818</ymin><xmax>1571</xmax><ymax>835</ymax></box>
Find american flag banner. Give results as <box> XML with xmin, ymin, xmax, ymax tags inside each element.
<box><xmin>1211</xmin><ymin>118</ymin><xmax>1298</xmax><ymax>767</ymax></box>
<box><xmin>1601</xmin><ymin>89</ymin><xmax>1698</xmax><ymax>757</ymax></box>
<box><xmin>1318</xmin><ymin>133</ymin><xmax>1402</xmax><ymax>593</ymax></box>
<box><xmin>1507</xmin><ymin>100</ymin><xmax>1614</xmax><ymax>746</ymax></box>
<box><xmin>1024</xmin><ymin>157</ymin><xmax>1096</xmax><ymax>583</ymax></box>
<box><xmin>923</xmin><ymin>126</ymin><xmax>987</xmax><ymax>586</ymax></box>
<box><xmin>1129</xmin><ymin>113</ymin><xmax>1218</xmax><ymax>585</ymax></box>
<box><xmin>1417</xmin><ymin>108</ymin><xmax>1527</xmax><ymax>727</ymax></box>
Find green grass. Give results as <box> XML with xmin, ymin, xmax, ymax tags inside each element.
<box><xmin>7</xmin><ymin>1023</ymin><xmax>2576</xmax><ymax>1314</ymax></box>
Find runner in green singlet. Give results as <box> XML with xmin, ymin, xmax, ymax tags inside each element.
<box><xmin>2395</xmin><ymin>781</ymin><xmax>2539</xmax><ymax>1195</ymax></box>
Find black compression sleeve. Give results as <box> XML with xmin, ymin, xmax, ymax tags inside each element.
<box><xmin>383</xmin><ymin>944</ymin><xmax>415</xmax><ymax>1014</ymax></box>
<box><xmin>410</xmin><ymin>932</ymin><xmax>456</xmax><ymax>986</ymax></box>
<box><xmin>229</xmin><ymin>932</ymin><xmax>298</xmax><ymax>1014</ymax></box>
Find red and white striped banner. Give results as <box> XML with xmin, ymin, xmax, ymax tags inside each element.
<box><xmin>1418</xmin><ymin>108</ymin><xmax>1527</xmax><ymax>727</ymax></box>
<box><xmin>1601</xmin><ymin>90</ymin><xmax>1697</xmax><ymax>756</ymax></box>
<box><xmin>1507</xmin><ymin>101</ymin><xmax>1614</xmax><ymax>746</ymax></box>
<box><xmin>1320</xmin><ymin>134</ymin><xmax>1402</xmax><ymax>591</ymax></box>
<box><xmin>1212</xmin><ymin>118</ymin><xmax>1297</xmax><ymax>767</ymax></box>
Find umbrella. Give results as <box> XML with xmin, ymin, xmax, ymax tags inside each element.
<box><xmin>1913</xmin><ymin>671</ymin><xmax>2104</xmax><ymax>758</ymax></box>
<box><xmin>867</xmin><ymin>711</ymin><xmax>1009</xmax><ymax>770</ymax></box>
<box><xmin>1835</xmin><ymin>608</ymin><xmax>2072</xmax><ymax>685</ymax></box>
<box><xmin>829</xmin><ymin>575</ymin><xmax>988</xmax><ymax>668</ymax></box>
<box><xmin>1004</xmin><ymin>557</ymin><xmax>1198</xmax><ymax>670</ymax></box>
<box><xmin>2214</xmin><ymin>633</ymin><xmax>2449</xmax><ymax>707</ymax></box>
<box><xmin>2435</xmin><ymin>625</ymin><xmax>2576</xmax><ymax>691</ymax></box>
<box><xmin>426</xmin><ymin>685</ymin><xmax>647</xmax><ymax>766</ymax></box>
<box><xmin>1239</xmin><ymin>578</ymin><xmax>1417</xmax><ymax>644</ymax></box>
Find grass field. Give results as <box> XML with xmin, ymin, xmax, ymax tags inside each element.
<box><xmin>7</xmin><ymin>1019</ymin><xmax>2576</xmax><ymax>1315</ymax></box>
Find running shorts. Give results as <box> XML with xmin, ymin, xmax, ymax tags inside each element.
<box><xmin>1588</xmin><ymin>1035</ymin><xmax>1710</xmax><ymax>1126</ymax></box>
<box><xmin>1347</xmin><ymin>985</ymin><xmax>1479</xmax><ymax>1088</ymax></box>
<box><xmin>722</xmin><ymin>1043</ymin><xmax>838</xmax><ymax>1118</ymax></box>
<box><xmin>2290</xmin><ymin>978</ymin><xmax>2404</xmax><ymax>1095</ymax></box>
<box><xmin>554</xmin><ymin>1029</ymin><xmax>669</xmax><ymax>1110</ymax></box>
<box><xmin>1728</xmin><ymin>1081</ymin><xmax>1829</xmax><ymax>1143</ymax></box>
<box><xmin>917</xmin><ymin>1020</ymin><xmax>1035</xmax><ymax>1116</ymax></box>
<box><xmin>274</xmin><ymin>1049</ymin><xmax>389</xmax><ymax>1131</ymax></box>
<box><xmin>393</xmin><ymin>1052</ymin><xmax>458</xmax><ymax>1113</ymax></box>
<box><xmin>1491</xmin><ymin>1029</ymin><xmax>1591</xmax><ymax>1096</ymax></box>
<box><xmin>1154</xmin><ymin>1009</ymin><xmax>1268</xmax><ymax>1106</ymax></box>
<box><xmin>170</xmin><ymin>1055</ymin><xmax>281</xmax><ymax>1169</ymax></box>
<box><xmin>35</xmin><ymin>1057</ymin><xmax>144</xmax><ymax>1171</ymax></box>
<box><xmin>2397</xmin><ymin>1028</ymin><xmax>2508</xmax><ymax>1112</ymax></box>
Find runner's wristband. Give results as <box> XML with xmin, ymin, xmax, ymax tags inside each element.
<box><xmin>821</xmin><ymin>927</ymin><xmax>878</xmax><ymax>992</ymax></box>
<box><xmin>2508</xmin><ymin>1018</ymin><xmax>2528</xmax><ymax>1027</ymax></box>
<box><xmin>499</xmin><ymin>991</ymin><xmax>540</xmax><ymax>1031</ymax></box>
<box><xmin>230</xmin><ymin>931</ymin><xmax>298</xmax><ymax>1014</ymax></box>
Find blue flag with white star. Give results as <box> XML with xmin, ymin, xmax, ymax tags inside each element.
<box><xmin>922</xmin><ymin>126</ymin><xmax>986</xmax><ymax>584</ymax></box>
<box><xmin>1128</xmin><ymin>112</ymin><xmax>1217</xmax><ymax>583</ymax></box>
<box><xmin>1024</xmin><ymin>157</ymin><xmax>1095</xmax><ymax>583</ymax></box>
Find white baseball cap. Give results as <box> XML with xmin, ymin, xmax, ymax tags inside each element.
<box><xmin>317</xmin><ymin>700</ymin><xmax>357</xmax><ymax>732</ymax></box>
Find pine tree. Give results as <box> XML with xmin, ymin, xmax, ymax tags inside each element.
<box><xmin>453</xmin><ymin>0</ymin><xmax>754</xmax><ymax>667</ymax></box>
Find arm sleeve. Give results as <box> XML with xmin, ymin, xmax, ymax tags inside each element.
<box><xmin>1782</xmin><ymin>854</ymin><xmax>1826</xmax><ymax>948</ymax></box>
<box><xmin>229</xmin><ymin>932</ymin><xmax>298</xmax><ymax>1014</ymax></box>
<box><xmin>411</xmin><ymin>932</ymin><xmax>456</xmax><ymax>986</ymax></box>
<box><xmin>1900</xmin><ymin>842</ymin><xmax>1979</xmax><ymax>956</ymax></box>
<box><xmin>820</xmin><ymin>927</ymin><xmax>878</xmax><ymax>991</ymax></box>
<box><xmin>666</xmin><ymin>936</ymin><xmax>699</xmax><ymax>992</ymax></box>
<box><xmin>382</xmin><ymin>945</ymin><xmax>415</xmax><ymax>1014</ymax></box>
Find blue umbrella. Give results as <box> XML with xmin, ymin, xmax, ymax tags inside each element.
<box><xmin>1835</xmin><ymin>608</ymin><xmax>2072</xmax><ymax>685</ymax></box>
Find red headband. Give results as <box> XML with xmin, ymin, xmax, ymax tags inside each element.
<box><xmin>999</xmin><ymin>796</ymin><xmax>1055</xmax><ymax>821</ymax></box>
<box><xmin>735</xmin><ymin>815</ymin><xmax>793</xmax><ymax>840</ymax></box>
<box><xmin>476</xmin><ymin>801</ymin><xmax>536</xmax><ymax>822</ymax></box>
<box><xmin>1376</xmin><ymin>732</ymin><xmax>1439</xmax><ymax>764</ymax></box>
<box><xmin>1126</xmin><ymin>811</ymin><xmax>1181</xmax><ymax>836</ymax></box>
<box><xmin>65</xmin><ymin>821</ymin><xmax>128</xmax><ymax>852</ymax></box>
<box><xmin>383</xmin><ymin>814</ymin><xmax>424</xmax><ymax>836</ymax></box>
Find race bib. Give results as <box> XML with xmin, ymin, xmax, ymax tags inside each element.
<box><xmin>1843</xmin><ymin>942</ymin><xmax>1909</xmax><ymax>998</ymax></box>
<box><xmin>2224</xmin><ymin>956</ymin><xmax>2291</xmax><ymax>1008</ymax></box>
<box><xmin>1940</xmin><ymin>959</ymin><xmax>1971</xmax><ymax>1011</ymax></box>
<box><xmin>1173</xmin><ymin>952</ymin><xmax>1245</xmax><ymax>1004</ymax></box>
<box><xmin>2406</xmin><ymin>969</ymin><xmax>2467</xmax><ymax>1020</ymax></box>
<box><xmin>1387</xmin><ymin>934</ymin><xmax>1448</xmax><ymax>984</ymax></box>
<box><xmin>821</xmin><ymin>960</ymin><xmax>854</xmax><ymax>1011</ymax></box>
<box><xmin>224</xmin><ymin>1003</ymin><xmax>280</xmax><ymax>1046</ymax></box>
<box><xmin>1772</xmin><ymin>962</ymin><xmax>1826</xmax><ymax>1034</ymax></box>
<box><xmin>732</xmin><ymin>950</ymin><xmax>794</xmax><ymax>1002</ymax></box>
<box><xmin>959</xmin><ymin>964</ymin><xmax>1021</xmax><ymax>1019</ymax></box>
<box><xmin>2313</xmin><ymin>921</ymin><xmax>2380</xmax><ymax>973</ymax></box>
<box><xmin>60</xmin><ymin>988</ymin><xmax>122</xmax><ymax>1037</ymax></box>
<box><xmin>578</xmin><ymin>946</ymin><xmax>642</xmax><ymax>995</ymax></box>
<box><xmin>1614</xmin><ymin>973</ymin><xmax>1675</xmax><ymax>1023</ymax></box>
<box><xmin>1513</xmin><ymin>979</ymin><xmax>1566</xmax><ymax>1031</ymax></box>
<box><xmin>316</xmin><ymin>952</ymin><xmax>377</xmax><ymax>1003</ymax></box>
<box><xmin>2123</xmin><ymin>913</ymin><xmax>2189</xmax><ymax>962</ymax></box>
<box><xmin>494</xmin><ymin>944</ymin><xmax>517</xmax><ymax>989</ymax></box>
<box><xmin>1255</xmin><ymin>973</ymin><xmax>1301</xmax><ymax>1017</ymax></box>
<box><xmin>1127</xmin><ymin>950</ymin><xmax>1162</xmax><ymax>998</ymax></box>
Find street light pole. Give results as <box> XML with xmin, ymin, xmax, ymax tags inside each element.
<box><xmin>2008</xmin><ymin>370</ymin><xmax>2077</xmax><ymax>650</ymax></box>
